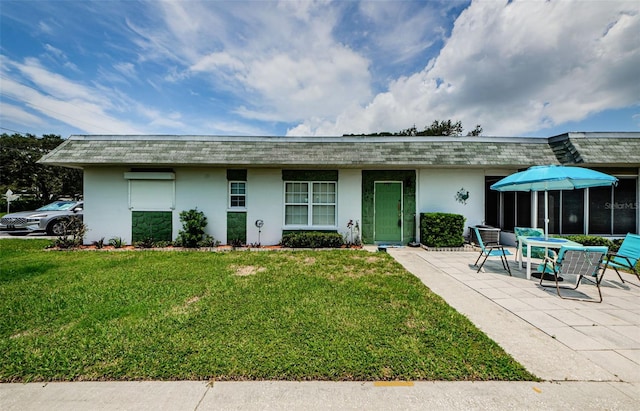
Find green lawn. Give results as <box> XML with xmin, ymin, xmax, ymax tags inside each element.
<box><xmin>0</xmin><ymin>239</ymin><xmax>536</xmax><ymax>382</ymax></box>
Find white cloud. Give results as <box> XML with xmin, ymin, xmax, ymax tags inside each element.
<box><xmin>42</xmin><ymin>43</ymin><xmax>80</xmax><ymax>73</ymax></box>
<box><xmin>190</xmin><ymin>52</ymin><xmax>245</xmax><ymax>73</ymax></box>
<box><xmin>38</xmin><ymin>20</ymin><xmax>54</xmax><ymax>34</ymax></box>
<box><xmin>237</xmin><ymin>48</ymin><xmax>371</xmax><ymax>121</ymax></box>
<box><xmin>114</xmin><ymin>62</ymin><xmax>137</xmax><ymax>79</ymax></box>
<box><xmin>290</xmin><ymin>0</ymin><xmax>640</xmax><ymax>136</ymax></box>
<box><xmin>357</xmin><ymin>0</ymin><xmax>441</xmax><ymax>64</ymax></box>
<box><xmin>44</xmin><ymin>43</ymin><xmax>66</xmax><ymax>59</ymax></box>
<box><xmin>0</xmin><ymin>102</ymin><xmax>47</xmax><ymax>127</ymax></box>
<box><xmin>2</xmin><ymin>58</ymin><xmax>145</xmax><ymax>134</ymax></box>
<box><xmin>4</xmin><ymin>0</ymin><xmax>638</xmax><ymax>138</ymax></box>
<box><xmin>18</xmin><ymin>57</ymin><xmax>103</xmax><ymax>104</ymax></box>
<box><xmin>130</xmin><ymin>0</ymin><xmax>373</xmax><ymax>123</ymax></box>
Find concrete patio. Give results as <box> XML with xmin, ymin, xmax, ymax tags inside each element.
<box><xmin>388</xmin><ymin>246</ymin><xmax>640</xmax><ymax>383</ymax></box>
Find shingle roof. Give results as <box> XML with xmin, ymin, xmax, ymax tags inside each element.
<box><xmin>39</xmin><ymin>133</ymin><xmax>640</xmax><ymax>169</ymax></box>
<box><xmin>550</xmin><ymin>132</ymin><xmax>640</xmax><ymax>165</ymax></box>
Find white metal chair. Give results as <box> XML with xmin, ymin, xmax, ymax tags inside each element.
<box><xmin>538</xmin><ymin>245</ymin><xmax>608</xmax><ymax>303</ymax></box>
<box><xmin>472</xmin><ymin>227</ymin><xmax>512</xmax><ymax>275</ymax></box>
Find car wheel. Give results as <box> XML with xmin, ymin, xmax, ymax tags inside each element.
<box><xmin>47</xmin><ymin>220</ymin><xmax>67</xmax><ymax>236</ymax></box>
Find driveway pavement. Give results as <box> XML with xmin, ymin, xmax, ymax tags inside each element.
<box><xmin>1</xmin><ymin>246</ymin><xmax>639</xmax><ymax>410</ymax></box>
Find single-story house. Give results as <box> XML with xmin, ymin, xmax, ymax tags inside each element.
<box><xmin>39</xmin><ymin>132</ymin><xmax>640</xmax><ymax>246</ymax></box>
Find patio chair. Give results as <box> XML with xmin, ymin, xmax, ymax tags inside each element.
<box><xmin>514</xmin><ymin>227</ymin><xmax>555</xmax><ymax>268</ymax></box>
<box><xmin>605</xmin><ymin>233</ymin><xmax>640</xmax><ymax>285</ymax></box>
<box><xmin>472</xmin><ymin>227</ymin><xmax>512</xmax><ymax>275</ymax></box>
<box><xmin>537</xmin><ymin>245</ymin><xmax>608</xmax><ymax>303</ymax></box>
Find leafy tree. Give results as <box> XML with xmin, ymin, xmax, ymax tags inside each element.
<box><xmin>417</xmin><ymin>120</ymin><xmax>464</xmax><ymax>136</ymax></box>
<box><xmin>344</xmin><ymin>120</ymin><xmax>482</xmax><ymax>137</ymax></box>
<box><xmin>0</xmin><ymin>133</ymin><xmax>82</xmax><ymax>210</ymax></box>
<box><xmin>466</xmin><ymin>124</ymin><xmax>483</xmax><ymax>136</ymax></box>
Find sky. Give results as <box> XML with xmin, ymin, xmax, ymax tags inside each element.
<box><xmin>1</xmin><ymin>0</ymin><xmax>639</xmax><ymax>138</ymax></box>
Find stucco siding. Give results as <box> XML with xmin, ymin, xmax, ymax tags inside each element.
<box><xmin>337</xmin><ymin>169</ymin><xmax>362</xmax><ymax>242</ymax></box>
<box><xmin>418</xmin><ymin>169</ymin><xmax>485</xmax><ymax>238</ymax></box>
<box><xmin>174</xmin><ymin>168</ymin><xmax>227</xmax><ymax>243</ymax></box>
<box><xmin>246</xmin><ymin>169</ymin><xmax>283</xmax><ymax>245</ymax></box>
<box><xmin>83</xmin><ymin>167</ymin><xmax>130</xmax><ymax>244</ymax></box>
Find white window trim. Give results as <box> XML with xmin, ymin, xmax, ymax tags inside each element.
<box><xmin>124</xmin><ymin>172</ymin><xmax>175</xmax><ymax>180</ymax></box>
<box><xmin>283</xmin><ymin>181</ymin><xmax>337</xmax><ymax>229</ymax></box>
<box><xmin>228</xmin><ymin>181</ymin><xmax>247</xmax><ymax>211</ymax></box>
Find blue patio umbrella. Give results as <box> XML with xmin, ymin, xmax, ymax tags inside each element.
<box><xmin>490</xmin><ymin>165</ymin><xmax>618</xmax><ymax>239</ymax></box>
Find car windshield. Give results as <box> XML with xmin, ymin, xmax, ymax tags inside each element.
<box><xmin>37</xmin><ymin>201</ymin><xmax>77</xmax><ymax>211</ymax></box>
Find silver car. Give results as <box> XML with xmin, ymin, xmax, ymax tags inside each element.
<box><xmin>0</xmin><ymin>200</ymin><xmax>83</xmax><ymax>236</ymax></box>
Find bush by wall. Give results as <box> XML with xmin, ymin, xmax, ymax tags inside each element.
<box><xmin>420</xmin><ymin>212</ymin><xmax>466</xmax><ymax>247</ymax></box>
<box><xmin>281</xmin><ymin>231</ymin><xmax>344</xmax><ymax>248</ymax></box>
<box><xmin>562</xmin><ymin>235</ymin><xmax>617</xmax><ymax>251</ymax></box>
<box><xmin>174</xmin><ymin>208</ymin><xmax>215</xmax><ymax>248</ymax></box>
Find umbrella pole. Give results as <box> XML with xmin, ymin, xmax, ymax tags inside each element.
<box><xmin>544</xmin><ymin>190</ymin><xmax>549</xmax><ymax>240</ymax></box>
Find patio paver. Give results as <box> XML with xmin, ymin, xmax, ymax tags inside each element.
<box><xmin>388</xmin><ymin>247</ymin><xmax>640</xmax><ymax>383</ymax></box>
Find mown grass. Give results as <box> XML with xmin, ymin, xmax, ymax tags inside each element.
<box><xmin>0</xmin><ymin>239</ymin><xmax>536</xmax><ymax>382</ymax></box>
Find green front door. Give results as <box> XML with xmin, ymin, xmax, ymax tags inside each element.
<box><xmin>374</xmin><ymin>182</ymin><xmax>402</xmax><ymax>243</ymax></box>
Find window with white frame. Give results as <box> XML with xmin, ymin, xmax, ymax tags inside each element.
<box><xmin>284</xmin><ymin>181</ymin><xmax>336</xmax><ymax>227</ymax></box>
<box><xmin>229</xmin><ymin>181</ymin><xmax>246</xmax><ymax>208</ymax></box>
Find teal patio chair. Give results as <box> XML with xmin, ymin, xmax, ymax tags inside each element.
<box><xmin>538</xmin><ymin>245</ymin><xmax>608</xmax><ymax>303</ymax></box>
<box><xmin>514</xmin><ymin>227</ymin><xmax>555</xmax><ymax>267</ymax></box>
<box><xmin>472</xmin><ymin>227</ymin><xmax>512</xmax><ymax>275</ymax></box>
<box><xmin>605</xmin><ymin>233</ymin><xmax>640</xmax><ymax>285</ymax></box>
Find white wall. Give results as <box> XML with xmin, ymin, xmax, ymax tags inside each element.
<box><xmin>337</xmin><ymin>169</ymin><xmax>362</xmax><ymax>242</ymax></box>
<box><xmin>418</xmin><ymin>168</ymin><xmax>486</xmax><ymax>238</ymax></box>
<box><xmin>83</xmin><ymin>167</ymin><xmax>130</xmax><ymax>244</ymax></box>
<box><xmin>246</xmin><ymin>169</ymin><xmax>283</xmax><ymax>245</ymax></box>
<box><xmin>174</xmin><ymin>168</ymin><xmax>227</xmax><ymax>243</ymax></box>
<box><xmin>244</xmin><ymin>168</ymin><xmax>363</xmax><ymax>245</ymax></box>
<box><xmin>87</xmin><ymin>166</ymin><xmax>497</xmax><ymax>246</ymax></box>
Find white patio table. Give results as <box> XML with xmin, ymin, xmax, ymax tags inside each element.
<box><xmin>517</xmin><ymin>236</ymin><xmax>583</xmax><ymax>279</ymax></box>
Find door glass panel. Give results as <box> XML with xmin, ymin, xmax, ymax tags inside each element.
<box><xmin>537</xmin><ymin>191</ymin><xmax>560</xmax><ymax>235</ymax></box>
<box><xmin>484</xmin><ymin>178</ymin><xmax>500</xmax><ymax>227</ymax></box>
<box><xmin>589</xmin><ymin>186</ymin><xmax>612</xmax><ymax>234</ymax></box>
<box><xmin>613</xmin><ymin>178</ymin><xmax>637</xmax><ymax>234</ymax></box>
<box><xmin>561</xmin><ymin>190</ymin><xmax>584</xmax><ymax>234</ymax></box>
<box><xmin>516</xmin><ymin>192</ymin><xmax>532</xmax><ymax>229</ymax></box>
<box><xmin>503</xmin><ymin>192</ymin><xmax>515</xmax><ymax>231</ymax></box>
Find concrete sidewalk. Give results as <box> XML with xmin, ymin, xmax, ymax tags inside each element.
<box><xmin>2</xmin><ymin>246</ymin><xmax>639</xmax><ymax>410</ymax></box>
<box><xmin>2</xmin><ymin>380</ymin><xmax>639</xmax><ymax>410</ymax></box>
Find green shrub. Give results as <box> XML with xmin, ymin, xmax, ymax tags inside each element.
<box><xmin>108</xmin><ymin>237</ymin><xmax>125</xmax><ymax>248</ymax></box>
<box><xmin>611</xmin><ymin>238</ymin><xmax>624</xmax><ymax>253</ymax></box>
<box><xmin>562</xmin><ymin>235</ymin><xmax>615</xmax><ymax>250</ymax></box>
<box><xmin>229</xmin><ymin>238</ymin><xmax>244</xmax><ymax>248</ymax></box>
<box><xmin>174</xmin><ymin>208</ymin><xmax>214</xmax><ymax>248</ymax></box>
<box><xmin>420</xmin><ymin>212</ymin><xmax>465</xmax><ymax>247</ymax></box>
<box><xmin>92</xmin><ymin>237</ymin><xmax>105</xmax><ymax>249</ymax></box>
<box><xmin>197</xmin><ymin>235</ymin><xmax>218</xmax><ymax>248</ymax></box>
<box><xmin>134</xmin><ymin>237</ymin><xmax>155</xmax><ymax>249</ymax></box>
<box><xmin>50</xmin><ymin>216</ymin><xmax>86</xmax><ymax>249</ymax></box>
<box><xmin>153</xmin><ymin>240</ymin><xmax>172</xmax><ymax>248</ymax></box>
<box><xmin>281</xmin><ymin>231</ymin><xmax>344</xmax><ymax>248</ymax></box>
